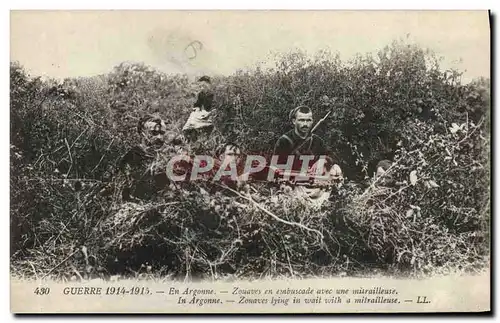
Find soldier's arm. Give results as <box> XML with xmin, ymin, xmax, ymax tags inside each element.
<box><xmin>194</xmin><ymin>91</ymin><xmax>204</xmax><ymax>108</ymax></box>
<box><xmin>119</xmin><ymin>146</ymin><xmax>144</xmax><ymax>171</ymax></box>
<box><xmin>273</xmin><ymin>136</ymin><xmax>292</xmax><ymax>156</ymax></box>
<box><xmin>313</xmin><ymin>136</ymin><xmax>344</xmax><ymax>179</ymax></box>
<box><xmin>194</xmin><ymin>90</ymin><xmax>215</xmax><ymax>111</ymax></box>
<box><xmin>116</xmin><ymin>146</ymin><xmax>148</xmax><ymax>201</ymax></box>
<box><xmin>270</xmin><ymin>136</ymin><xmax>294</xmax><ymax>175</ymax></box>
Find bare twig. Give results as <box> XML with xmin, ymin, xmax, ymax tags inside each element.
<box><xmin>68</xmin><ymin>127</ymin><xmax>89</xmax><ymax>151</ymax></box>
<box><xmin>91</xmin><ymin>137</ymin><xmax>115</xmax><ymax>172</ymax></box>
<box><xmin>71</xmin><ymin>265</ymin><xmax>84</xmax><ymax>281</ymax></box>
<box><xmin>357</xmin><ymin>160</ymin><xmax>399</xmax><ymax>201</ymax></box>
<box><xmin>217</xmin><ymin>183</ymin><xmax>324</xmax><ymax>242</ymax></box>
<box><xmin>28</xmin><ymin>261</ymin><xmax>39</xmax><ymax>280</ymax></box>
<box><xmin>41</xmin><ymin>249</ymin><xmax>79</xmax><ymax>280</ymax></box>
<box><xmin>64</xmin><ymin>138</ymin><xmax>73</xmax><ymax>178</ymax></box>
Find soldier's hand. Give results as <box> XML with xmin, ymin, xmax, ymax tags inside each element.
<box><xmin>309</xmin><ymin>160</ymin><xmax>327</xmax><ymax>177</ymax></box>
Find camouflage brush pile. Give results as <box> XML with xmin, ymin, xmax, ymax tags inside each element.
<box><xmin>94</xmin><ymin>182</ymin><xmax>352</xmax><ymax>280</ymax></box>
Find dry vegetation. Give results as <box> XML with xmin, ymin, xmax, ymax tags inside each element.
<box><xmin>10</xmin><ymin>40</ymin><xmax>490</xmax><ymax>281</ymax></box>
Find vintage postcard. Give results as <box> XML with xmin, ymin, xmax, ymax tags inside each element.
<box><xmin>9</xmin><ymin>10</ymin><xmax>491</xmax><ymax>314</ymax></box>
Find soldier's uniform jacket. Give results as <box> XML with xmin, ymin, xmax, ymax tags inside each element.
<box><xmin>194</xmin><ymin>89</ymin><xmax>214</xmax><ymax>111</ymax></box>
<box><xmin>273</xmin><ymin>129</ymin><xmax>333</xmax><ymax>172</ymax></box>
<box><xmin>118</xmin><ymin>144</ymin><xmax>169</xmax><ymax>201</ymax></box>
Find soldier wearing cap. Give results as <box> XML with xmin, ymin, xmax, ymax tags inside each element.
<box><xmin>117</xmin><ymin>114</ymin><xmax>171</xmax><ymax>202</ymax></box>
<box><xmin>273</xmin><ymin>106</ymin><xmax>342</xmax><ymax>207</ymax></box>
<box><xmin>182</xmin><ymin>75</ymin><xmax>217</xmax><ymax>143</ymax></box>
<box><xmin>273</xmin><ymin>105</ymin><xmax>342</xmax><ymax>178</ymax></box>
<box><xmin>374</xmin><ymin>159</ymin><xmax>397</xmax><ymax>187</ymax></box>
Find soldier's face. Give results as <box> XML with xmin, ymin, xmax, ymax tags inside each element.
<box><xmin>142</xmin><ymin>120</ymin><xmax>167</xmax><ymax>148</ymax></box>
<box><xmin>220</xmin><ymin>145</ymin><xmax>241</xmax><ymax>164</ymax></box>
<box><xmin>199</xmin><ymin>81</ymin><xmax>211</xmax><ymax>92</ymax></box>
<box><xmin>293</xmin><ymin>111</ymin><xmax>313</xmax><ymax>136</ymax></box>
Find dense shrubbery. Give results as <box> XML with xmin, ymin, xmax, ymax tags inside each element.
<box><xmin>10</xmin><ymin>39</ymin><xmax>490</xmax><ymax>281</ymax></box>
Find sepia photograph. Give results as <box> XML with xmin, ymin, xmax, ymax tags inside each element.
<box><xmin>9</xmin><ymin>9</ymin><xmax>491</xmax><ymax>313</ymax></box>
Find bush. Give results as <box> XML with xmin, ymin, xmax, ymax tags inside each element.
<box><xmin>345</xmin><ymin>116</ymin><xmax>489</xmax><ymax>275</ymax></box>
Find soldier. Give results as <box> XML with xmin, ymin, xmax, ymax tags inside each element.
<box><xmin>182</xmin><ymin>76</ymin><xmax>217</xmax><ymax>143</ymax></box>
<box><xmin>215</xmin><ymin>143</ymin><xmax>245</xmax><ymax>188</ymax></box>
<box><xmin>117</xmin><ymin>114</ymin><xmax>171</xmax><ymax>202</ymax></box>
<box><xmin>374</xmin><ymin>159</ymin><xmax>397</xmax><ymax>187</ymax></box>
<box><xmin>273</xmin><ymin>106</ymin><xmax>342</xmax><ymax>179</ymax></box>
<box><xmin>272</xmin><ymin>105</ymin><xmax>342</xmax><ymax>207</ymax></box>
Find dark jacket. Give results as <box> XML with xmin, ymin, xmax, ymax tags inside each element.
<box><xmin>194</xmin><ymin>90</ymin><xmax>214</xmax><ymax>111</ymax></box>
<box><xmin>273</xmin><ymin>129</ymin><xmax>334</xmax><ymax>172</ymax></box>
<box><xmin>118</xmin><ymin>145</ymin><xmax>169</xmax><ymax>201</ymax></box>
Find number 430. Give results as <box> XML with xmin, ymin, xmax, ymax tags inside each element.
<box><xmin>34</xmin><ymin>287</ymin><xmax>50</xmax><ymax>295</ymax></box>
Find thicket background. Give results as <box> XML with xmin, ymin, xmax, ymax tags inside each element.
<box><xmin>10</xmin><ymin>40</ymin><xmax>490</xmax><ymax>281</ymax></box>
